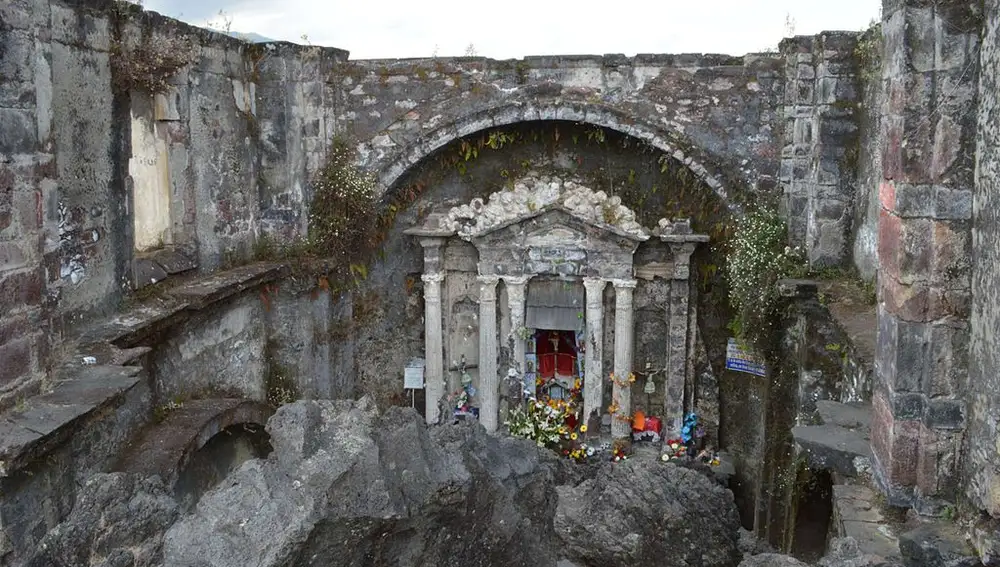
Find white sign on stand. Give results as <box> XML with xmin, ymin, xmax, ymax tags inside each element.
<box><xmin>404</xmin><ymin>359</ymin><xmax>425</xmax><ymax>390</ymax></box>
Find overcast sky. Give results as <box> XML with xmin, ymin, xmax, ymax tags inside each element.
<box><xmin>142</xmin><ymin>0</ymin><xmax>882</xmax><ymax>60</ymax></box>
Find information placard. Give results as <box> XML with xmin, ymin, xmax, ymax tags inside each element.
<box><xmin>404</xmin><ymin>359</ymin><xmax>425</xmax><ymax>389</ymax></box>
<box><xmin>725</xmin><ymin>338</ymin><xmax>767</xmax><ymax>377</ymax></box>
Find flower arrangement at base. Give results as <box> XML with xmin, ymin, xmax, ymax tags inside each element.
<box><xmin>661</xmin><ymin>437</ymin><xmax>691</xmax><ymax>461</ymax></box>
<box><xmin>661</xmin><ymin>412</ymin><xmax>708</xmax><ymax>462</ymax></box>
<box><xmin>505</xmin><ymin>378</ymin><xmax>593</xmax><ymax>461</ymax></box>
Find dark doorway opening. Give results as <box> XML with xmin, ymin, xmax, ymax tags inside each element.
<box><xmin>789</xmin><ymin>466</ymin><xmax>834</xmax><ymax>562</ymax></box>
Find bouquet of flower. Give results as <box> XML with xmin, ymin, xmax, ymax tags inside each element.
<box><xmin>505</xmin><ymin>379</ymin><xmax>593</xmax><ymax>461</ymax></box>
<box><xmin>661</xmin><ymin>413</ymin><xmax>706</xmax><ymax>461</ymax></box>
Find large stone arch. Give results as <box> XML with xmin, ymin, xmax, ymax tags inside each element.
<box><xmin>362</xmin><ymin>100</ymin><xmax>741</xmax><ymax>212</ymax></box>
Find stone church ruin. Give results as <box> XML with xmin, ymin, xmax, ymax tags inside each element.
<box><xmin>0</xmin><ymin>0</ymin><xmax>998</xmax><ymax>565</ymax></box>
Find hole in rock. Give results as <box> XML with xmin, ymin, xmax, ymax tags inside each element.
<box><xmin>174</xmin><ymin>423</ymin><xmax>273</xmax><ymax>513</ymax></box>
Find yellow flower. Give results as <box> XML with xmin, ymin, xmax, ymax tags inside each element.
<box><xmin>571</xmin><ymin>433</ymin><xmax>578</xmax><ymax>440</ymax></box>
<box><xmin>580</xmin><ymin>425</ymin><xmax>588</xmax><ymax>433</ymax></box>
<box><xmin>559</xmin><ymin>427</ymin><xmax>567</xmax><ymax>434</ymax></box>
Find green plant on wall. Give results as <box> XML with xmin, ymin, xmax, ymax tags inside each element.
<box><xmin>725</xmin><ymin>207</ymin><xmax>806</xmax><ymax>351</ymax></box>
<box><xmin>109</xmin><ymin>0</ymin><xmax>197</xmax><ymax>96</ymax></box>
<box><xmin>253</xmin><ymin>137</ymin><xmax>379</xmax><ymax>293</ymax></box>
<box><xmin>307</xmin><ymin>138</ymin><xmax>379</xmax><ymax>262</ymax></box>
<box><xmin>854</xmin><ymin>20</ymin><xmax>883</xmax><ymax>85</ymax></box>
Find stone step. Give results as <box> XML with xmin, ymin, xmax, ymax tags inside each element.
<box><xmin>0</xmin><ymin>362</ymin><xmax>143</xmax><ymax>477</ymax></box>
<box><xmin>792</xmin><ymin>423</ymin><xmax>872</xmax><ymax>478</ymax></box>
<box><xmin>793</xmin><ymin>400</ymin><xmax>873</xmax><ymax>478</ymax></box>
<box><xmin>831</xmin><ymin>484</ymin><xmax>901</xmax><ymax>561</ymax></box>
<box><xmin>816</xmin><ymin>400</ymin><xmax>872</xmax><ymax>432</ymax></box>
<box><xmin>899</xmin><ymin>522</ymin><xmax>984</xmax><ymax>567</ymax></box>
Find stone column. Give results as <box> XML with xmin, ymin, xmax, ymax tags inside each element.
<box><xmin>421</xmin><ymin>272</ymin><xmax>446</xmax><ymax>425</ymax></box>
<box><xmin>664</xmin><ymin>242</ymin><xmax>696</xmax><ymax>438</ymax></box>
<box><xmin>582</xmin><ymin>278</ymin><xmax>607</xmax><ymax>425</ymax></box>
<box><xmin>611</xmin><ymin>279</ymin><xmax>637</xmax><ymax>438</ymax></box>
<box><xmin>503</xmin><ymin>276</ymin><xmax>531</xmax><ymax>397</ymax></box>
<box><xmin>873</xmin><ymin>0</ymin><xmax>977</xmax><ymax>511</ymax></box>
<box><xmin>478</xmin><ymin>275</ymin><xmax>500</xmax><ymax>432</ymax></box>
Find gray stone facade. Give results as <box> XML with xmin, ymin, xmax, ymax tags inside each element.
<box><xmin>5</xmin><ymin>0</ymin><xmax>1000</xmax><ymax>563</ymax></box>
<box><xmin>406</xmin><ymin>173</ymin><xmax>707</xmax><ymax>437</ymax></box>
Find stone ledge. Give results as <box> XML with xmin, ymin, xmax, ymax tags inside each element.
<box><xmin>80</xmin><ymin>261</ymin><xmax>287</xmax><ymax>349</ymax></box>
<box><xmin>167</xmin><ymin>262</ymin><xmax>287</xmax><ymax>310</ymax></box>
<box><xmin>133</xmin><ymin>247</ymin><xmax>198</xmax><ymax>290</ymax></box>
<box><xmin>0</xmin><ymin>363</ymin><xmax>141</xmax><ymax>477</ymax></box>
<box><xmin>0</xmin><ymin>262</ymin><xmax>287</xmax><ymax>478</ymax></box>
<box><xmin>898</xmin><ymin>522</ymin><xmax>983</xmax><ymax>567</ymax></box>
<box><xmin>793</xmin><ymin>401</ymin><xmax>873</xmax><ymax>478</ymax></box>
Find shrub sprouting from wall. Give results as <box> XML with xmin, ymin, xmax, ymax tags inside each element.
<box><xmin>853</xmin><ymin>20</ymin><xmax>883</xmax><ymax>86</ymax></box>
<box><xmin>110</xmin><ymin>34</ymin><xmax>196</xmax><ymax>94</ymax></box>
<box><xmin>307</xmin><ymin>139</ymin><xmax>380</xmax><ymax>265</ymax></box>
<box><xmin>725</xmin><ymin>207</ymin><xmax>806</xmax><ymax>351</ymax></box>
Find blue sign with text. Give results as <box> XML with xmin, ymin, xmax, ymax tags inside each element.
<box><xmin>725</xmin><ymin>338</ymin><xmax>767</xmax><ymax>377</ymax></box>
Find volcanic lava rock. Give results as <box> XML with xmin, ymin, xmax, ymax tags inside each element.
<box><xmin>738</xmin><ymin>554</ymin><xmax>810</xmax><ymax>567</ymax></box>
<box><xmin>35</xmin><ymin>398</ymin><xmax>746</xmax><ymax>567</ymax></box>
<box><xmin>162</xmin><ymin>398</ymin><xmax>562</xmax><ymax>567</ymax></box>
<box><xmin>554</xmin><ymin>457</ymin><xmax>743</xmax><ymax>567</ymax></box>
<box><xmin>24</xmin><ymin>473</ymin><xmax>179</xmax><ymax>567</ymax></box>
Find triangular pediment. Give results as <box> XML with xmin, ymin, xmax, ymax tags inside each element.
<box><xmin>435</xmin><ymin>173</ymin><xmax>651</xmax><ymax>241</ymax></box>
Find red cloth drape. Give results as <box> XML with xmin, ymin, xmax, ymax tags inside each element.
<box><xmin>536</xmin><ymin>332</ymin><xmax>577</xmax><ymax>378</ymax></box>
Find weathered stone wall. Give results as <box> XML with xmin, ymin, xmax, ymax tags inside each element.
<box><xmin>0</xmin><ymin>0</ymin><xmax>332</xmax><ymax>410</ymax></box>
<box><xmin>871</xmin><ymin>0</ymin><xmax>979</xmax><ymax>513</ymax></box>
<box><xmin>336</xmin><ymin>53</ymin><xmax>786</xmax><ymax>206</ymax></box>
<box><xmin>149</xmin><ymin>295</ymin><xmax>268</xmax><ymax>403</ymax></box>
<box><xmin>967</xmin><ymin>0</ymin><xmax>1000</xmax><ymax>518</ymax></box>
<box><xmin>0</xmin><ymin>262</ymin><xmax>355</xmax><ymax>563</ymax></box>
<box><xmin>255</xmin><ymin>43</ymin><xmax>348</xmax><ymax>240</ymax></box>
<box><xmin>779</xmin><ymin>33</ymin><xmax>862</xmax><ymax>267</ymax></box>
<box><xmin>851</xmin><ymin>26</ymin><xmax>886</xmax><ymax>281</ymax></box>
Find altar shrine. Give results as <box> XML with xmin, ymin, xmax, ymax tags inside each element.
<box><xmin>404</xmin><ymin>173</ymin><xmax>708</xmax><ymax>439</ymax></box>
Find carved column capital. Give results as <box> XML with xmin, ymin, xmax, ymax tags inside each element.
<box><xmin>583</xmin><ymin>278</ymin><xmax>607</xmax><ymax>307</ymax></box>
<box><xmin>422</xmin><ymin>273</ymin><xmax>444</xmax><ymax>301</ymax></box>
<box><xmin>478</xmin><ymin>274</ymin><xmax>500</xmax><ymax>301</ymax></box>
<box><xmin>669</xmin><ymin>242</ymin><xmax>697</xmax><ymax>280</ymax></box>
<box><xmin>418</xmin><ymin>237</ymin><xmax>447</xmax><ymax>273</ymax></box>
<box><xmin>421</xmin><ymin>272</ymin><xmax>445</xmax><ymax>284</ymax></box>
<box><xmin>611</xmin><ymin>278</ymin><xmax>638</xmax><ymax>290</ymax></box>
<box><xmin>501</xmin><ymin>275</ymin><xmax>530</xmax><ymax>301</ymax></box>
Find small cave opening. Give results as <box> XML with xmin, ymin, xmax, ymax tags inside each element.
<box><xmin>174</xmin><ymin>423</ymin><xmax>273</xmax><ymax>513</ymax></box>
<box><xmin>788</xmin><ymin>466</ymin><xmax>834</xmax><ymax>562</ymax></box>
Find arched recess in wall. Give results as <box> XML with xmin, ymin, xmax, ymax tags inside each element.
<box><xmin>362</xmin><ymin>100</ymin><xmax>741</xmax><ymax>213</ymax></box>
<box><xmin>346</xmin><ymin>111</ymin><xmax>739</xmax><ymax>467</ymax></box>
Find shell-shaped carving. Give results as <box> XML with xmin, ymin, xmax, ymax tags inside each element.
<box><xmin>439</xmin><ymin>172</ymin><xmax>652</xmax><ymax>239</ymax></box>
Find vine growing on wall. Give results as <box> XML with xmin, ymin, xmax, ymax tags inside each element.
<box><xmin>725</xmin><ymin>207</ymin><xmax>806</xmax><ymax>352</ymax></box>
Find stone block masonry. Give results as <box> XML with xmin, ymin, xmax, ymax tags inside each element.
<box><xmin>779</xmin><ymin>32</ymin><xmax>862</xmax><ymax>267</ymax></box>
<box><xmin>0</xmin><ymin>0</ymin><xmax>57</xmax><ymax>410</ymax></box>
<box><xmin>872</xmin><ymin>0</ymin><xmax>979</xmax><ymax>513</ymax></box>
